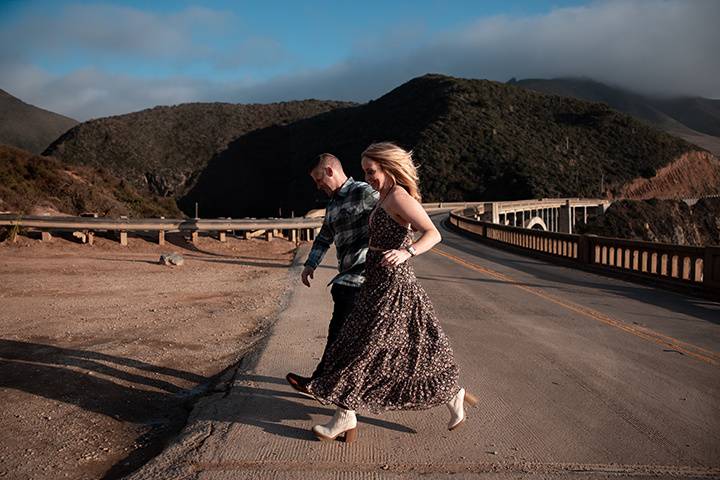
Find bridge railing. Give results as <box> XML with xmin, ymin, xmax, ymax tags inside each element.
<box><xmin>0</xmin><ymin>214</ymin><xmax>325</xmax><ymax>245</ymax></box>
<box><xmin>449</xmin><ymin>210</ymin><xmax>720</xmax><ymax>297</ymax></box>
<box><xmin>0</xmin><ymin>215</ymin><xmax>325</xmax><ymax>231</ymax></box>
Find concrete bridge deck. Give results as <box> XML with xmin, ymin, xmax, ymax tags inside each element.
<box><xmin>126</xmin><ymin>215</ymin><xmax>720</xmax><ymax>480</ymax></box>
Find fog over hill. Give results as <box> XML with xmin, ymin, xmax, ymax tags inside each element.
<box><xmin>512</xmin><ymin>78</ymin><xmax>720</xmax><ymax>156</ymax></box>
<box><xmin>181</xmin><ymin>74</ymin><xmax>700</xmax><ymax>218</ymax></box>
<box><xmin>0</xmin><ymin>88</ymin><xmax>77</xmax><ymax>154</ymax></box>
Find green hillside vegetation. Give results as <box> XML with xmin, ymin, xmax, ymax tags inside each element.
<box><xmin>0</xmin><ymin>144</ymin><xmax>180</xmax><ymax>217</ymax></box>
<box><xmin>182</xmin><ymin>74</ymin><xmax>697</xmax><ymax>218</ymax></box>
<box><xmin>0</xmin><ymin>89</ymin><xmax>78</xmax><ymax>154</ymax></box>
<box><xmin>44</xmin><ymin>100</ymin><xmax>356</xmax><ymax>198</ymax></box>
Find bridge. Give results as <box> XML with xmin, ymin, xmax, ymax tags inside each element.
<box><xmin>449</xmin><ymin>206</ymin><xmax>720</xmax><ymax>299</ymax></box>
<box><xmin>473</xmin><ymin>198</ymin><xmax>610</xmax><ymax>233</ymax></box>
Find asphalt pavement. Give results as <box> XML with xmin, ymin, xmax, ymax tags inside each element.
<box><xmin>126</xmin><ymin>215</ymin><xmax>720</xmax><ymax>480</ymax></box>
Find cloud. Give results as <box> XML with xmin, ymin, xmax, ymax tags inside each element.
<box><xmin>0</xmin><ymin>4</ymin><xmax>231</xmax><ymax>63</ymax></box>
<box><xmin>234</xmin><ymin>0</ymin><xmax>720</xmax><ymax>102</ymax></box>
<box><xmin>214</xmin><ymin>37</ymin><xmax>291</xmax><ymax>69</ymax></box>
<box><xmin>1</xmin><ymin>0</ymin><xmax>718</xmax><ymax>121</ymax></box>
<box><xmin>7</xmin><ymin>66</ymin><xmax>222</xmax><ymax>121</ymax></box>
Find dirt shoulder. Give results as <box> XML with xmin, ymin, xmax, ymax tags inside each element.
<box><xmin>0</xmin><ymin>231</ymin><xmax>297</xmax><ymax>480</ymax></box>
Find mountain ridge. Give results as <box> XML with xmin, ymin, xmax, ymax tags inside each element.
<box><xmin>180</xmin><ymin>74</ymin><xmax>703</xmax><ymax>218</ymax></box>
<box><xmin>44</xmin><ymin>100</ymin><xmax>357</xmax><ymax>198</ymax></box>
<box><xmin>0</xmin><ymin>88</ymin><xmax>78</xmax><ymax>154</ymax></box>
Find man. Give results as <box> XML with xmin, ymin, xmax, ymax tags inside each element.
<box><xmin>286</xmin><ymin>153</ymin><xmax>379</xmax><ymax>395</ymax></box>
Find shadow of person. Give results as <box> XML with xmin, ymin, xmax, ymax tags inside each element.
<box><xmin>195</xmin><ymin>376</ymin><xmax>417</xmax><ymax>441</ymax></box>
<box><xmin>0</xmin><ymin>339</ymin><xmax>207</xmax><ymax>423</ymax></box>
<box><xmin>0</xmin><ymin>340</ymin><xmax>205</xmax><ymax>385</ymax></box>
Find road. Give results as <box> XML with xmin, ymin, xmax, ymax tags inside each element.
<box><xmin>127</xmin><ymin>214</ymin><xmax>720</xmax><ymax>479</ymax></box>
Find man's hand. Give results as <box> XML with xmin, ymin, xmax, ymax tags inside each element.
<box><xmin>301</xmin><ymin>266</ymin><xmax>315</xmax><ymax>287</ymax></box>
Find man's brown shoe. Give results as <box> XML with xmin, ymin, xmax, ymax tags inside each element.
<box><xmin>286</xmin><ymin>372</ymin><xmax>314</xmax><ymax>398</ymax></box>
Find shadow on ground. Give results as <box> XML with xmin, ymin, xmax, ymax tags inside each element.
<box><xmin>194</xmin><ymin>373</ymin><xmax>417</xmax><ymax>443</ymax></box>
<box><xmin>0</xmin><ymin>339</ymin><xmax>209</xmax><ymax>480</ymax></box>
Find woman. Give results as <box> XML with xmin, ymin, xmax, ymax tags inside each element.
<box><xmin>306</xmin><ymin>142</ymin><xmax>476</xmax><ymax>443</ymax></box>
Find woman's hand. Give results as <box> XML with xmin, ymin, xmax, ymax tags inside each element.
<box><xmin>381</xmin><ymin>249</ymin><xmax>412</xmax><ymax>267</ymax></box>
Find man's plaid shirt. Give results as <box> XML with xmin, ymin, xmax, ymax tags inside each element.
<box><xmin>304</xmin><ymin>177</ymin><xmax>379</xmax><ymax>287</ymax></box>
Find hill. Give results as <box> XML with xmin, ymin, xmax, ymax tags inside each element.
<box><xmin>181</xmin><ymin>74</ymin><xmax>700</xmax><ymax>218</ymax></box>
<box><xmin>44</xmin><ymin>100</ymin><xmax>356</xmax><ymax>198</ymax></box>
<box><xmin>576</xmin><ymin>198</ymin><xmax>720</xmax><ymax>246</ymax></box>
<box><xmin>0</xmin><ymin>89</ymin><xmax>78</xmax><ymax>154</ymax></box>
<box><xmin>620</xmin><ymin>151</ymin><xmax>720</xmax><ymax>200</ymax></box>
<box><xmin>0</xmin><ymin>144</ymin><xmax>180</xmax><ymax>217</ymax></box>
<box><xmin>510</xmin><ymin>78</ymin><xmax>720</xmax><ymax>156</ymax></box>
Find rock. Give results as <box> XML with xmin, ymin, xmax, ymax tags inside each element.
<box><xmin>159</xmin><ymin>253</ymin><xmax>184</xmax><ymax>266</ymax></box>
<box><xmin>72</xmin><ymin>231</ymin><xmax>87</xmax><ymax>243</ymax></box>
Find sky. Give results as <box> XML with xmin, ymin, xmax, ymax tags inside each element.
<box><xmin>1</xmin><ymin>0</ymin><xmax>718</xmax><ymax>121</ymax></box>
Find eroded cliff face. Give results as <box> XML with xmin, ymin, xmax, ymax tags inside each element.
<box><xmin>577</xmin><ymin>197</ymin><xmax>720</xmax><ymax>246</ymax></box>
<box><xmin>620</xmin><ymin>151</ymin><xmax>720</xmax><ymax>200</ymax></box>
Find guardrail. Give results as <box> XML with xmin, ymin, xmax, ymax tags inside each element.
<box><xmin>421</xmin><ymin>201</ymin><xmax>484</xmax><ymax>212</ymax></box>
<box><xmin>0</xmin><ymin>202</ymin><xmax>484</xmax><ymax>246</ymax></box>
<box><xmin>448</xmin><ymin>210</ymin><xmax>720</xmax><ymax>297</ymax></box>
<box><xmin>0</xmin><ymin>214</ymin><xmax>325</xmax><ymax>245</ymax></box>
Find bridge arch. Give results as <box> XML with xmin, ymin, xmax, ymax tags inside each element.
<box><xmin>524</xmin><ymin>216</ymin><xmax>548</xmax><ymax>231</ymax></box>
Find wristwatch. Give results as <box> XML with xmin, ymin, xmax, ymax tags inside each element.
<box><xmin>405</xmin><ymin>245</ymin><xmax>417</xmax><ymax>256</ymax></box>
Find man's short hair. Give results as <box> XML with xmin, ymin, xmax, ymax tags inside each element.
<box><xmin>309</xmin><ymin>153</ymin><xmax>342</xmax><ymax>173</ymax></box>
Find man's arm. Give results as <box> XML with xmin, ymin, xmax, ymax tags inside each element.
<box><xmin>360</xmin><ymin>183</ymin><xmax>380</xmax><ymax>211</ymax></box>
<box><xmin>302</xmin><ymin>221</ymin><xmax>334</xmax><ymax>287</ymax></box>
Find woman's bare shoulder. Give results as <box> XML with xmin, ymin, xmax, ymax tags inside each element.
<box><xmin>385</xmin><ymin>186</ymin><xmax>420</xmax><ymax>213</ymax></box>
<box><xmin>389</xmin><ymin>185</ymin><xmax>412</xmax><ymax>201</ymax></box>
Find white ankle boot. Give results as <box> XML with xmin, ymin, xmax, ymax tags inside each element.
<box><xmin>312</xmin><ymin>408</ymin><xmax>358</xmax><ymax>443</ymax></box>
<box><xmin>447</xmin><ymin>387</ymin><xmax>478</xmax><ymax>430</ymax></box>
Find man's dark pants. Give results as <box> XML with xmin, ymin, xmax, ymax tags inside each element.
<box><xmin>311</xmin><ymin>283</ymin><xmax>359</xmax><ymax>379</ymax></box>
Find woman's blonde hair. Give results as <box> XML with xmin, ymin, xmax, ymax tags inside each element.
<box><xmin>361</xmin><ymin>142</ymin><xmax>421</xmax><ymax>202</ymax></box>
